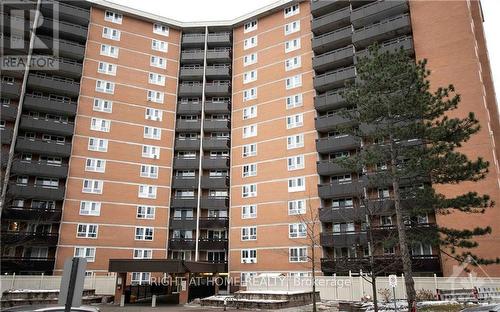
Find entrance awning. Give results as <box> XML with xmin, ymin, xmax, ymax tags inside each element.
<box><xmin>108</xmin><ymin>259</ymin><xmax>227</xmax><ymax>274</ymax></box>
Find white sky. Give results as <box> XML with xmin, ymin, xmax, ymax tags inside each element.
<box><xmin>108</xmin><ymin>0</ymin><xmax>500</xmax><ymax>111</ymax></box>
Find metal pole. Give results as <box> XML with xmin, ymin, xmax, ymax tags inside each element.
<box><xmin>65</xmin><ymin>258</ymin><xmax>79</xmax><ymax>312</ymax></box>
<box><xmin>393</xmin><ymin>286</ymin><xmax>397</xmax><ymax>312</ymax></box>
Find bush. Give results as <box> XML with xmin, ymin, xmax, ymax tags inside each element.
<box><xmin>416</xmin><ymin>289</ymin><xmax>436</xmax><ymax>301</ymax></box>
<box><xmin>378</xmin><ymin>288</ymin><xmax>391</xmax><ymax>303</ymax></box>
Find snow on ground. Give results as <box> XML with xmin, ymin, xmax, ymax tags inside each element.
<box><xmin>5</xmin><ymin>289</ymin><xmax>59</xmax><ymax>293</ymax></box>
<box><xmin>202</xmin><ymin>295</ymin><xmax>287</xmax><ymax>303</ymax></box>
<box><xmin>237</xmin><ymin>290</ymin><xmax>312</xmax><ymax>295</ymax></box>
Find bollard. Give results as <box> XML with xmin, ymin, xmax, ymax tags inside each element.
<box><xmin>152</xmin><ymin>294</ymin><xmax>156</xmax><ymax>308</ymax></box>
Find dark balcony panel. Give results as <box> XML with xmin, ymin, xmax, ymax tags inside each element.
<box><xmin>2</xmin><ymin>36</ymin><xmax>28</xmax><ymax>56</ymax></box>
<box><xmin>314</xmin><ymin>90</ymin><xmax>348</xmax><ymax>112</ymax></box>
<box><xmin>206</xmin><ymin>49</ymin><xmax>231</xmax><ymax>63</ymax></box>
<box><xmin>23</xmin><ymin>94</ymin><xmax>77</xmax><ymax>116</ymax></box>
<box><xmin>351</xmin><ymin>0</ymin><xmax>409</xmax><ymax>28</ymax></box>
<box><xmin>48</xmin><ymin>57</ymin><xmax>84</xmax><ymax>79</ymax></box>
<box><xmin>205</xmin><ymin>83</ymin><xmax>230</xmax><ymax>97</ymax></box>
<box><xmin>314</xmin><ymin>66</ymin><xmax>356</xmax><ymax>92</ymax></box>
<box><xmin>207</xmin><ymin>33</ymin><xmax>231</xmax><ymax>47</ymax></box>
<box><xmin>319</xmin><ymin>206</ymin><xmax>366</xmax><ymax>222</ymax></box>
<box><xmin>201</xmin><ymin>176</ymin><xmax>229</xmax><ymax>189</ymax></box>
<box><xmin>1</xmin><ymin>257</ymin><xmax>55</xmax><ymax>273</ymax></box>
<box><xmin>27</xmin><ymin>74</ymin><xmax>80</xmax><ymax>97</ymax></box>
<box><xmin>318</xmin><ymin>180</ymin><xmax>364</xmax><ymax>199</ymax></box>
<box><xmin>178</xmin><ymin>84</ymin><xmax>203</xmax><ymax>97</ymax></box>
<box><xmin>170</xmin><ymin>218</ymin><xmax>197</xmax><ymax>230</ymax></box>
<box><xmin>198</xmin><ymin>238</ymin><xmax>228</xmax><ymax>250</ymax></box>
<box><xmin>366</xmin><ymin>198</ymin><xmax>413</xmax><ymax>216</ymax></box>
<box><xmin>205</xmin><ymin>101</ymin><xmax>230</xmax><ymax>114</ymax></box>
<box><xmin>311</xmin><ymin>0</ymin><xmax>351</xmax><ymax>17</ymax></box>
<box><xmin>181</xmin><ymin>50</ymin><xmax>205</xmax><ymax>64</ymax></box>
<box><xmin>2</xmin><ymin>152</ymin><xmax>9</xmax><ymax>167</ymax></box>
<box><xmin>40</xmin><ymin>0</ymin><xmax>90</xmax><ymax>26</ymax></box>
<box><xmin>2</xmin><ymin>105</ymin><xmax>17</xmax><ymax>121</ymax></box>
<box><xmin>11</xmin><ymin>160</ymin><xmax>68</xmax><ymax>178</ymax></box>
<box><xmin>316</xmin><ymin>135</ymin><xmax>360</xmax><ymax>153</ymax></box>
<box><xmin>315</xmin><ymin>112</ymin><xmax>356</xmax><ymax>132</ymax></box>
<box><xmin>7</xmin><ymin>184</ymin><xmax>65</xmax><ymax>200</ymax></box>
<box><xmin>204</xmin><ymin>119</ymin><xmax>230</xmax><ymax>132</ymax></box>
<box><xmin>176</xmin><ymin>120</ymin><xmax>201</xmax><ymax>132</ymax></box>
<box><xmin>172</xmin><ymin>176</ymin><xmax>199</xmax><ymax>189</ymax></box>
<box><xmin>173</xmin><ymin>157</ymin><xmax>199</xmax><ymax>170</ymax></box>
<box><xmin>1</xmin><ymin>81</ymin><xmax>21</xmax><ymax>99</ymax></box>
<box><xmin>16</xmin><ymin>137</ymin><xmax>71</xmax><ymax>157</ymax></box>
<box><xmin>179</xmin><ymin>66</ymin><xmax>204</xmax><ymax>80</ymax></box>
<box><xmin>202</xmin><ymin>157</ymin><xmax>229</xmax><ymax>169</ymax></box>
<box><xmin>34</xmin><ymin>36</ymin><xmax>86</xmax><ymax>61</ymax></box>
<box><xmin>352</xmin><ymin>14</ymin><xmax>412</xmax><ymax>49</ymax></box>
<box><xmin>200</xmin><ymin>196</ymin><xmax>229</xmax><ymax>209</ymax></box>
<box><xmin>317</xmin><ymin>160</ymin><xmax>356</xmax><ymax>176</ymax></box>
<box><xmin>1</xmin><ymin>231</ymin><xmax>58</xmax><ymax>245</ymax></box>
<box><xmin>38</xmin><ymin>18</ymin><xmax>88</xmax><ymax>43</ymax></box>
<box><xmin>313</xmin><ymin>46</ymin><xmax>354</xmax><ymax>73</ymax></box>
<box><xmin>1</xmin><ymin>128</ymin><xmax>13</xmax><ymax>144</ymax></box>
<box><xmin>169</xmin><ymin>238</ymin><xmax>196</xmax><ymax>250</ymax></box>
<box><xmin>175</xmin><ymin>139</ymin><xmax>200</xmax><ymax>151</ymax></box>
<box><xmin>205</xmin><ymin>66</ymin><xmax>231</xmax><ymax>79</ymax></box>
<box><xmin>171</xmin><ymin>197</ymin><xmax>198</xmax><ymax>208</ymax></box>
<box><xmin>182</xmin><ymin>34</ymin><xmax>205</xmax><ymax>47</ymax></box>
<box><xmin>20</xmin><ymin>116</ymin><xmax>74</xmax><ymax>136</ymax></box>
<box><xmin>199</xmin><ymin>217</ymin><xmax>229</xmax><ymax>229</ymax></box>
<box><xmin>177</xmin><ymin>102</ymin><xmax>202</xmax><ymax>114</ymax></box>
<box><xmin>203</xmin><ymin>138</ymin><xmax>230</xmax><ymax>150</ymax></box>
<box><xmin>312</xmin><ymin>26</ymin><xmax>353</xmax><ymax>54</ymax></box>
<box><xmin>312</xmin><ymin>6</ymin><xmax>351</xmax><ymax>35</ymax></box>
<box><xmin>355</xmin><ymin>36</ymin><xmax>414</xmax><ymax>64</ymax></box>
<box><xmin>2</xmin><ymin>207</ymin><xmax>62</xmax><ymax>221</ymax></box>
<box><xmin>320</xmin><ymin>232</ymin><xmax>368</xmax><ymax>248</ymax></box>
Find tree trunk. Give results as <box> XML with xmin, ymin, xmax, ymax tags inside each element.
<box><xmin>371</xmin><ymin>274</ymin><xmax>378</xmax><ymax>312</ymax></box>
<box><xmin>312</xmin><ymin>242</ymin><xmax>317</xmax><ymax>312</ymax></box>
<box><xmin>368</xmin><ymin>216</ymin><xmax>379</xmax><ymax>312</ymax></box>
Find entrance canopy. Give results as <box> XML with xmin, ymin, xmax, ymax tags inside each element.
<box><xmin>108</xmin><ymin>259</ymin><xmax>227</xmax><ymax>274</ymax></box>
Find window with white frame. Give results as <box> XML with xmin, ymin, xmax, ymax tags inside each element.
<box><xmin>243</xmin><ymin>36</ymin><xmax>258</xmax><ymax>50</ymax></box>
<box><xmin>137</xmin><ymin>206</ymin><xmax>155</xmax><ymax>219</ymax></box>
<box><xmin>241</xmin><ymin>249</ymin><xmax>257</xmax><ymax>263</ymax></box>
<box><xmin>378</xmin><ymin>188</ymin><xmax>390</xmax><ymax>198</ymax></box>
<box><xmin>147</xmin><ymin>90</ymin><xmax>164</xmax><ymax>103</ymax></box>
<box><xmin>241</xmin><ymin>227</ymin><xmax>257</xmax><ymax>241</ymax></box>
<box><xmin>285</xmin><ymin>38</ymin><xmax>301</xmax><ymax>53</ymax></box>
<box><xmin>287</xmin><ymin>134</ymin><xmax>304</xmax><ymax>149</ymax></box>
<box><xmin>287</xmin><ymin>155</ymin><xmax>304</xmax><ymax>171</ymax></box>
<box><xmin>241</xmin><ymin>272</ymin><xmax>257</xmax><ymax>285</ymax></box>
<box><xmin>77</xmin><ymin>224</ymin><xmax>98</xmax><ymax>238</ymax></box>
<box><xmin>150</xmin><ymin>56</ymin><xmax>166</xmax><ymax>69</ymax></box>
<box><xmin>140</xmin><ymin>165</ymin><xmax>159</xmax><ymax>179</ymax></box>
<box><xmin>411</xmin><ymin>243</ymin><xmax>433</xmax><ymax>256</ymax></box>
<box><xmin>288</xmin><ymin>199</ymin><xmax>306</xmax><ymax>215</ymax></box>
<box><xmin>135</xmin><ymin>227</ymin><xmax>154</xmax><ymax>240</ymax></box>
<box><xmin>153</xmin><ymin>23</ymin><xmax>169</xmax><ymax>36</ymax></box>
<box><xmin>242</xmin><ymin>143</ymin><xmax>257</xmax><ymax>157</ymax></box>
<box><xmin>151</xmin><ymin>39</ymin><xmax>168</xmax><ymax>52</ymax></box>
<box><xmin>289</xmin><ymin>223</ymin><xmax>306</xmax><ymax>238</ymax></box>
<box><xmin>242</xmin><ymin>204</ymin><xmax>257</xmax><ymax>219</ymax></box>
<box><xmin>242</xmin><ymin>88</ymin><xmax>257</xmax><ymax>103</ymax></box>
<box><xmin>138</xmin><ymin>185</ymin><xmax>157</xmax><ymax>199</ymax></box>
<box><xmin>131</xmin><ymin>272</ymin><xmax>150</xmax><ymax>285</ymax></box>
<box><xmin>93</xmin><ymin>98</ymin><xmax>112</xmax><ymax>113</ymax></box>
<box><xmin>285</xmin><ymin>56</ymin><xmax>301</xmax><ymax>71</ymax></box>
<box><xmin>102</xmin><ymin>27</ymin><xmax>121</xmax><ymax>40</ymax></box>
<box><xmin>142</xmin><ymin>145</ymin><xmax>160</xmax><ymax>159</ymax></box>
<box><xmin>243</xmin><ymin>53</ymin><xmax>258</xmax><ymax>66</ymax></box>
<box><xmin>104</xmin><ymin>11</ymin><xmax>122</xmax><ymax>24</ymax></box>
<box><xmin>243</xmin><ymin>106</ymin><xmax>257</xmax><ymax>120</ymax></box>
<box><xmin>244</xmin><ymin>20</ymin><xmax>258</xmax><ymax>33</ymax></box>
<box><xmin>284</xmin><ymin>20</ymin><xmax>300</xmax><ymax>35</ymax></box>
<box><xmin>95</xmin><ymin>80</ymin><xmax>115</xmax><ymax>94</ymax></box>
<box><xmin>242</xmin><ymin>163</ymin><xmax>257</xmax><ymax>177</ymax></box>
<box><xmin>332</xmin><ymin>198</ymin><xmax>353</xmax><ymax>208</ymax></box>
<box><xmin>242</xmin><ymin>124</ymin><xmax>257</xmax><ymax>138</ymax></box>
<box><xmin>148</xmin><ymin>73</ymin><xmax>165</xmax><ymax>86</ymax></box>
<box><xmin>145</xmin><ymin>108</ymin><xmax>162</xmax><ymax>121</ymax></box>
<box><xmin>80</xmin><ymin>201</ymin><xmax>101</xmax><ymax>216</ymax></box>
<box><xmin>82</xmin><ymin>179</ymin><xmax>103</xmax><ymax>194</ymax></box>
<box><xmin>284</xmin><ymin>3</ymin><xmax>300</xmax><ymax>17</ymax></box>
<box><xmin>134</xmin><ymin>249</ymin><xmax>153</xmax><ymax>259</ymax></box>
<box><xmin>97</xmin><ymin>61</ymin><xmax>117</xmax><ymax>75</ymax></box>
<box><xmin>90</xmin><ymin>117</ymin><xmax>111</xmax><ymax>132</ymax></box>
<box><xmin>286</xmin><ymin>93</ymin><xmax>303</xmax><ymax>109</ymax></box>
<box><xmin>285</xmin><ymin>74</ymin><xmax>302</xmax><ymax>89</ymax></box>
<box><xmin>88</xmin><ymin>137</ymin><xmax>108</xmax><ymax>152</ymax></box>
<box><xmin>242</xmin><ymin>184</ymin><xmax>257</xmax><ymax>198</ymax></box>
<box><xmin>74</xmin><ymin>247</ymin><xmax>96</xmax><ymax>262</ymax></box>
<box><xmin>144</xmin><ymin>126</ymin><xmax>161</xmax><ymax>140</ymax></box>
<box><xmin>288</xmin><ymin>177</ymin><xmax>305</xmax><ymax>192</ymax></box>
<box><xmin>243</xmin><ymin>70</ymin><xmax>257</xmax><ymax>84</ymax></box>
<box><xmin>100</xmin><ymin>44</ymin><xmax>119</xmax><ymax>58</ymax></box>
<box><xmin>85</xmin><ymin>158</ymin><xmax>106</xmax><ymax>173</ymax></box>
<box><xmin>289</xmin><ymin>247</ymin><xmax>307</xmax><ymax>262</ymax></box>
<box><xmin>286</xmin><ymin>113</ymin><xmax>303</xmax><ymax>129</ymax></box>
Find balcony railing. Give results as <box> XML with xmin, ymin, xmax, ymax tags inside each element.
<box><xmin>321</xmin><ymin>255</ymin><xmax>441</xmax><ymax>274</ymax></box>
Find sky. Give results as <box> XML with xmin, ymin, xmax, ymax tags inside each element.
<box><xmin>107</xmin><ymin>0</ymin><xmax>500</xmax><ymax>108</ymax></box>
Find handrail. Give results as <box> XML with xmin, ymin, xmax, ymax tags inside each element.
<box><xmin>355</xmin><ymin>13</ymin><xmax>409</xmax><ymax>32</ymax></box>
<box><xmin>315</xmin><ymin>25</ymin><xmax>353</xmax><ymax>40</ymax></box>
<box><xmin>183</xmin><ymin>33</ymin><xmax>205</xmax><ymax>38</ymax></box>
<box><xmin>315</xmin><ymin>66</ymin><xmax>356</xmax><ymax>79</ymax></box>
<box><xmin>316</xmin><ymin>45</ymin><xmax>354</xmax><ymax>58</ymax></box>
<box><xmin>322</xmin><ymin>230</ymin><xmax>367</xmax><ymax>236</ymax></box>
<box><xmin>27</xmin><ymin>93</ymin><xmax>75</xmax><ymax>104</ymax></box>
<box><xmin>17</xmin><ymin>136</ymin><xmax>69</xmax><ymax>145</ymax></box>
<box><xmin>22</xmin><ymin>114</ymin><xmax>74</xmax><ymax>125</ymax></box>
<box><xmin>43</xmin><ymin>0</ymin><xmax>90</xmax><ymax>13</ymax></box>
<box><xmin>352</xmin><ymin>0</ymin><xmax>406</xmax><ymax>13</ymax></box>
<box><xmin>30</xmin><ymin>73</ymin><xmax>80</xmax><ymax>85</ymax></box>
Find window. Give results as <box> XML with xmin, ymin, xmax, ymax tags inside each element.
<box><xmin>241</xmin><ymin>272</ymin><xmax>257</xmax><ymax>285</ymax></box>
<box><xmin>384</xmin><ymin>246</ymin><xmax>395</xmax><ymax>255</ymax></box>
<box><xmin>286</xmin><ymin>113</ymin><xmax>303</xmax><ymax>129</ymax></box>
<box><xmin>85</xmin><ymin>158</ymin><xmax>106</xmax><ymax>173</ymax></box>
<box><xmin>97</xmin><ymin>61</ymin><xmax>117</xmax><ymax>75</ymax></box>
<box><xmin>35</xmin><ymin>177</ymin><xmax>58</xmax><ymax>188</ymax></box>
<box><xmin>242</xmin><ymin>143</ymin><xmax>257</xmax><ymax>157</ymax></box>
<box><xmin>77</xmin><ymin>224</ymin><xmax>98</xmax><ymax>238</ymax></box>
<box><xmin>243</xmin><ymin>53</ymin><xmax>258</xmax><ymax>66</ymax></box>
<box><xmin>153</xmin><ymin>23</ymin><xmax>169</xmax><ymax>36</ymax></box>
<box><xmin>149</xmin><ymin>73</ymin><xmax>165</xmax><ymax>86</ymax></box>
<box><xmin>289</xmin><ymin>223</ymin><xmax>306</xmax><ymax>238</ymax></box>
<box><xmin>74</xmin><ymin>247</ymin><xmax>96</xmax><ymax>262</ymax></box>
<box><xmin>145</xmin><ymin>108</ymin><xmax>162</xmax><ymax>121</ymax></box>
<box><xmin>242</xmin><ymin>184</ymin><xmax>257</xmax><ymax>198</ymax></box>
<box><xmin>152</xmin><ymin>39</ymin><xmax>168</xmax><ymax>52</ymax></box>
<box><xmin>288</xmin><ymin>177</ymin><xmax>305</xmax><ymax>192</ymax></box>
<box><xmin>144</xmin><ymin>126</ymin><xmax>161</xmax><ymax>140</ymax></box>
<box><xmin>287</xmin><ymin>155</ymin><xmax>304</xmax><ymax>171</ymax></box>
<box><xmin>90</xmin><ymin>118</ymin><xmax>111</xmax><ymax>132</ymax></box>
<box><xmin>93</xmin><ymin>98</ymin><xmax>112</xmax><ymax>113</ymax></box>
<box><xmin>333</xmin><ymin>222</ymin><xmax>355</xmax><ymax>233</ymax></box>
<box><xmin>381</xmin><ymin>216</ymin><xmax>393</xmax><ymax>226</ymax></box>
<box><xmin>243</xmin><ymin>36</ymin><xmax>258</xmax><ymax>50</ymax></box>
<box><xmin>95</xmin><ymin>80</ymin><xmax>115</xmax><ymax>94</ymax></box>
<box><xmin>147</xmin><ymin>90</ymin><xmax>164</xmax><ymax>103</ymax></box>
<box><xmin>242</xmin><ymin>205</ymin><xmax>257</xmax><ymax>219</ymax></box>
<box><xmin>285</xmin><ymin>56</ymin><xmax>301</xmax><ymax>71</ymax></box>
<box><xmin>378</xmin><ymin>188</ymin><xmax>390</xmax><ymax>198</ymax></box>
<box><xmin>79</xmin><ymin>201</ymin><xmax>101</xmax><ymax>216</ymax></box>
<box><xmin>331</xmin><ymin>174</ymin><xmax>352</xmax><ymax>184</ymax></box>
<box><xmin>288</xmin><ymin>199</ymin><xmax>306</xmax><ymax>215</ymax></box>
<box><xmin>150</xmin><ymin>56</ymin><xmax>166</xmax><ymax>69</ymax></box>
<box><xmin>244</xmin><ymin>20</ymin><xmax>258</xmax><ymax>33</ymax></box>
<box><xmin>286</xmin><ymin>93</ymin><xmax>303</xmax><ymax>109</ymax></box>
<box><xmin>134</xmin><ymin>249</ymin><xmax>153</xmax><ymax>259</ymax></box>
<box><xmin>241</xmin><ymin>227</ymin><xmax>257</xmax><ymax>241</ymax></box>
<box><xmin>242</xmin><ymin>163</ymin><xmax>257</xmax><ymax>177</ymax></box>
<box><xmin>131</xmin><ymin>272</ymin><xmax>150</xmax><ymax>285</ymax></box>
<box><xmin>104</xmin><ymin>11</ymin><xmax>122</xmax><ymax>24</ymax></box>
<box><xmin>411</xmin><ymin>243</ymin><xmax>432</xmax><ymax>256</ymax></box>
<box><xmin>137</xmin><ymin>206</ymin><xmax>155</xmax><ymax>219</ymax></box>
<box><xmin>289</xmin><ymin>247</ymin><xmax>307</xmax><ymax>262</ymax></box>
<box><xmin>243</xmin><ymin>88</ymin><xmax>257</xmax><ymax>101</ymax></box>
<box><xmin>243</xmin><ymin>106</ymin><xmax>257</xmax><ymax>120</ymax></box>
<box><xmin>100</xmin><ymin>44</ymin><xmax>119</xmax><ymax>58</ymax></box>
<box><xmin>284</xmin><ymin>20</ymin><xmax>300</xmax><ymax>35</ymax></box>
<box><xmin>285</xmin><ymin>38</ymin><xmax>301</xmax><ymax>53</ymax></box>
<box><xmin>287</xmin><ymin>134</ymin><xmax>304</xmax><ymax>149</ymax></box>
<box><xmin>332</xmin><ymin>198</ymin><xmax>353</xmax><ymax>208</ymax></box>
<box><xmin>242</xmin><ymin>125</ymin><xmax>257</xmax><ymax>138</ymax></box>
<box><xmin>284</xmin><ymin>3</ymin><xmax>300</xmax><ymax>17</ymax></box>
<box><xmin>142</xmin><ymin>145</ymin><xmax>160</xmax><ymax>159</ymax></box>
<box><xmin>82</xmin><ymin>179</ymin><xmax>103</xmax><ymax>194</ymax></box>
<box><xmin>138</xmin><ymin>185</ymin><xmax>157</xmax><ymax>199</ymax></box>
<box><xmin>140</xmin><ymin>165</ymin><xmax>159</xmax><ymax>179</ymax></box>
<box><xmin>285</xmin><ymin>74</ymin><xmax>302</xmax><ymax>89</ymax></box>
<box><xmin>243</xmin><ymin>70</ymin><xmax>257</xmax><ymax>84</ymax></box>
<box><xmin>135</xmin><ymin>227</ymin><xmax>154</xmax><ymax>240</ymax></box>
<box><xmin>102</xmin><ymin>27</ymin><xmax>120</xmax><ymax>40</ymax></box>
<box><xmin>88</xmin><ymin>137</ymin><xmax>108</xmax><ymax>152</ymax></box>
<box><xmin>241</xmin><ymin>249</ymin><xmax>257</xmax><ymax>263</ymax></box>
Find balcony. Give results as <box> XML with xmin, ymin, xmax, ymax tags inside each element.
<box><xmin>38</xmin><ymin>17</ymin><xmax>88</xmax><ymax>42</ymax></box>
<box><xmin>178</xmin><ymin>83</ymin><xmax>203</xmax><ymax>97</ymax></box>
<box><xmin>175</xmin><ymin>139</ymin><xmax>200</xmax><ymax>151</ymax></box>
<box><xmin>40</xmin><ymin>0</ymin><xmax>90</xmax><ymax>26</ymax></box>
<box><xmin>173</xmin><ymin>157</ymin><xmax>199</xmax><ymax>169</ymax></box>
<box><xmin>351</xmin><ymin>0</ymin><xmax>409</xmax><ymax>28</ymax></box>
<box><xmin>372</xmin><ymin>223</ymin><xmax>437</xmax><ymax>240</ymax></box>
<box><xmin>207</xmin><ymin>33</ymin><xmax>231</xmax><ymax>47</ymax></box>
<box><xmin>205</xmin><ymin>82</ymin><xmax>230</xmax><ymax>96</ymax></box>
<box><xmin>355</xmin><ymin>36</ymin><xmax>414</xmax><ymax>63</ymax></box>
<box><xmin>179</xmin><ymin>66</ymin><xmax>204</xmax><ymax>80</ymax></box>
<box><xmin>200</xmin><ymin>196</ymin><xmax>229</xmax><ymax>209</ymax></box>
<box><xmin>315</xmin><ymin>111</ymin><xmax>357</xmax><ymax>132</ymax></box>
<box><xmin>312</xmin><ymin>25</ymin><xmax>353</xmax><ymax>54</ymax></box>
<box><xmin>319</xmin><ymin>206</ymin><xmax>366</xmax><ymax>222</ymax></box>
<box><xmin>311</xmin><ymin>0</ymin><xmax>351</xmax><ymax>17</ymax></box>
<box><xmin>176</xmin><ymin>119</ymin><xmax>201</xmax><ymax>132</ymax></box>
<box><xmin>11</xmin><ymin>160</ymin><xmax>68</xmax><ymax>178</ymax></box>
<box><xmin>23</xmin><ymin>94</ymin><xmax>77</xmax><ymax>116</ymax></box>
<box><xmin>36</xmin><ymin>36</ymin><xmax>86</xmax><ymax>61</ymax></box>
<box><xmin>201</xmin><ymin>176</ymin><xmax>229</xmax><ymax>189</ymax></box>
<box><xmin>314</xmin><ymin>90</ymin><xmax>347</xmax><ymax>112</ymax></box>
<box><xmin>314</xmin><ymin>66</ymin><xmax>356</xmax><ymax>92</ymax></box>
<box><xmin>20</xmin><ymin>115</ymin><xmax>74</xmax><ymax>136</ymax></box>
<box><xmin>312</xmin><ymin>6</ymin><xmax>351</xmax><ymax>35</ymax></box>
<box><xmin>206</xmin><ymin>49</ymin><xmax>231</xmax><ymax>63</ymax></box>
<box><xmin>1</xmin><ymin>231</ymin><xmax>58</xmax><ymax>245</ymax></box>
<box><xmin>1</xmin><ymin>81</ymin><xmax>21</xmax><ymax>99</ymax></box>
<box><xmin>2</xmin><ymin>206</ymin><xmax>62</xmax><ymax>221</ymax></box>
<box><xmin>205</xmin><ymin>100</ymin><xmax>230</xmax><ymax>114</ymax></box>
<box><xmin>16</xmin><ymin>137</ymin><xmax>71</xmax><ymax>157</ymax></box>
<box><xmin>317</xmin><ymin>160</ymin><xmax>355</xmax><ymax>176</ymax></box>
<box><xmin>177</xmin><ymin>102</ymin><xmax>202</xmax><ymax>114</ymax></box>
<box><xmin>318</xmin><ymin>179</ymin><xmax>364</xmax><ymax>199</ymax></box>
<box><xmin>171</xmin><ymin>197</ymin><xmax>198</xmax><ymax>208</ymax></box>
<box><xmin>206</xmin><ymin>65</ymin><xmax>231</xmax><ymax>79</ymax></box>
<box><xmin>169</xmin><ymin>217</ymin><xmax>197</xmax><ymax>230</ymax></box>
<box><xmin>199</xmin><ymin>217</ymin><xmax>229</xmax><ymax>229</ymax></box>
<box><xmin>2</xmin><ymin>105</ymin><xmax>17</xmax><ymax>121</ymax></box>
<box><xmin>1</xmin><ymin>128</ymin><xmax>13</xmax><ymax>144</ymax></box>
<box><xmin>172</xmin><ymin>176</ymin><xmax>199</xmax><ymax>189</ymax></box>
<box><xmin>2</xmin><ymin>35</ymin><xmax>28</xmax><ymax>55</ymax></box>
<box><xmin>169</xmin><ymin>238</ymin><xmax>196</xmax><ymax>250</ymax></box>
<box><xmin>320</xmin><ymin>231</ymin><xmax>368</xmax><ymax>248</ymax></box>
<box><xmin>182</xmin><ymin>34</ymin><xmax>205</xmax><ymax>47</ymax></box>
<box><xmin>204</xmin><ymin>119</ymin><xmax>230</xmax><ymax>132</ymax></box>
<box><xmin>2</xmin><ymin>152</ymin><xmax>8</xmax><ymax>167</ymax></box>
<box><xmin>202</xmin><ymin>157</ymin><xmax>229</xmax><ymax>169</ymax></box>
<box><xmin>181</xmin><ymin>50</ymin><xmax>204</xmax><ymax>64</ymax></box>
<box><xmin>198</xmin><ymin>238</ymin><xmax>228</xmax><ymax>250</ymax></box>
<box><xmin>48</xmin><ymin>57</ymin><xmax>83</xmax><ymax>79</ymax></box>
<box><xmin>203</xmin><ymin>138</ymin><xmax>230</xmax><ymax>150</ymax></box>
<box><xmin>1</xmin><ymin>257</ymin><xmax>55</xmax><ymax>273</ymax></box>
<box><xmin>352</xmin><ymin>14</ymin><xmax>411</xmax><ymax>48</ymax></box>
<box><xmin>7</xmin><ymin>184</ymin><xmax>65</xmax><ymax>200</ymax></box>
<box><xmin>27</xmin><ymin>74</ymin><xmax>80</xmax><ymax>97</ymax></box>
<box><xmin>313</xmin><ymin>46</ymin><xmax>354</xmax><ymax>73</ymax></box>
<box><xmin>316</xmin><ymin>135</ymin><xmax>360</xmax><ymax>153</ymax></box>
